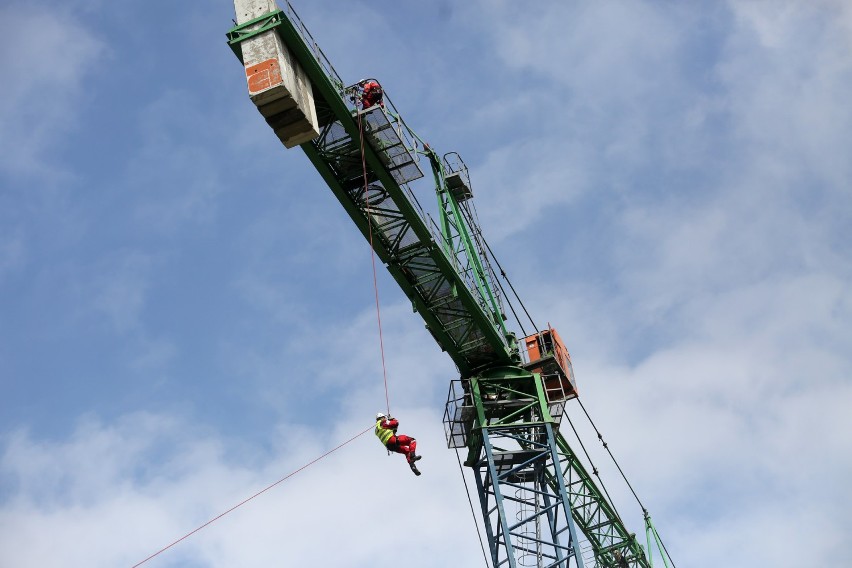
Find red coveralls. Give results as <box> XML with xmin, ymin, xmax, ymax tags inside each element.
<box><xmin>361</xmin><ymin>81</ymin><xmax>384</xmax><ymax>110</ymax></box>
<box><xmin>376</xmin><ymin>418</ymin><xmax>417</xmax><ymax>463</ymax></box>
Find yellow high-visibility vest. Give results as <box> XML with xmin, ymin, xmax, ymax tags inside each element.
<box><xmin>375</xmin><ymin>419</ymin><xmax>394</xmax><ymax>446</ymax></box>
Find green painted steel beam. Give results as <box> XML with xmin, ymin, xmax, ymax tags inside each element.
<box><xmin>300</xmin><ymin>141</ymin><xmax>481</xmax><ymax>375</ymax></box>
<box><xmin>229</xmin><ymin>6</ymin><xmax>656</xmax><ymax>567</ymax></box>
<box><xmin>461</xmin><ymin>367</ymin><xmax>651</xmax><ymax>567</ymax></box>
<box><xmin>552</xmin><ymin>431</ymin><xmax>651</xmax><ymax>567</ymax></box>
<box><xmin>466</xmin><ymin>368</ymin><xmax>585</xmax><ymax>567</ymax></box>
<box><xmin>228</xmin><ymin>6</ymin><xmax>516</xmax><ymax>375</ymax></box>
<box><xmin>426</xmin><ymin>149</ymin><xmax>507</xmax><ymax>338</ymax></box>
<box><xmin>226</xmin><ymin>9</ymin><xmax>285</xmax><ymax>61</ymax></box>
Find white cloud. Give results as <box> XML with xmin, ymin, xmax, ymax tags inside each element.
<box><xmin>470</xmin><ymin>136</ymin><xmax>591</xmax><ymax>239</ymax></box>
<box><xmin>0</xmin><ymin>411</ymin><xmax>487</xmax><ymax>568</ymax></box>
<box><xmin>720</xmin><ymin>0</ymin><xmax>852</xmax><ymax>188</ymax></box>
<box><xmin>446</xmin><ymin>2</ymin><xmax>852</xmax><ymax>566</ymax></box>
<box><xmin>0</xmin><ymin>4</ymin><xmax>105</xmax><ymax>178</ymax></box>
<box><xmin>3</xmin><ymin>1</ymin><xmax>852</xmax><ymax>567</ymax></box>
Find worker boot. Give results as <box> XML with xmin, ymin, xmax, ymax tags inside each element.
<box><xmin>409</xmin><ymin>462</ymin><xmax>421</xmax><ymax>476</ymax></box>
<box><xmin>410</xmin><ymin>454</ymin><xmax>422</xmax><ymax>463</ymax></box>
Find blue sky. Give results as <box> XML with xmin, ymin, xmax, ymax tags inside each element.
<box><xmin>1</xmin><ymin>0</ymin><xmax>851</xmax><ymax>566</ymax></box>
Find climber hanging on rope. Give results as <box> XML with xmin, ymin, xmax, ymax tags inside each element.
<box><xmin>375</xmin><ymin>412</ymin><xmax>422</xmax><ymax>476</ymax></box>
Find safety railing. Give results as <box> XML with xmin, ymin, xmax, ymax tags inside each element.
<box><xmin>278</xmin><ymin>0</ymin><xmax>346</xmax><ymax>93</ymax></box>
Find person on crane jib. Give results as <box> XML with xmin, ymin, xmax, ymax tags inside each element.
<box><xmin>375</xmin><ymin>412</ymin><xmax>422</xmax><ymax>476</ymax></box>
<box><xmin>361</xmin><ymin>80</ymin><xmax>384</xmax><ymax>110</ymax></box>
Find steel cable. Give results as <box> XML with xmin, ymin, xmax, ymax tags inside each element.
<box><xmin>455</xmin><ymin>449</ymin><xmax>492</xmax><ymax>568</ymax></box>
<box><xmin>576</xmin><ymin>397</ymin><xmax>678</xmax><ymax>568</ymax></box>
<box><xmin>357</xmin><ymin>108</ymin><xmax>392</xmax><ymax>417</ymax></box>
<box><xmin>130</xmin><ymin>424</ymin><xmax>374</xmax><ymax>567</ymax></box>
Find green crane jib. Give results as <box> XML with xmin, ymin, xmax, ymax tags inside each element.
<box><xmin>227</xmin><ymin>2</ymin><xmax>651</xmax><ymax>567</ymax></box>
<box><xmin>228</xmin><ymin>1</ymin><xmax>514</xmax><ymax>379</ymax></box>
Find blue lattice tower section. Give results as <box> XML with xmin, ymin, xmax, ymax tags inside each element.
<box><xmin>446</xmin><ymin>366</ymin><xmax>585</xmax><ymax>568</ymax></box>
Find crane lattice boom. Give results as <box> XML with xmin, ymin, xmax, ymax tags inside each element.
<box><xmin>227</xmin><ymin>1</ymin><xmax>652</xmax><ymax>566</ymax></box>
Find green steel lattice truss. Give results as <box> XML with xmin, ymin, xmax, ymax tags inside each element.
<box><xmin>228</xmin><ymin>4</ymin><xmax>652</xmax><ymax>567</ymax></box>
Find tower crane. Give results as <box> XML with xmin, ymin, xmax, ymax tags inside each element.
<box><xmin>226</xmin><ymin>2</ymin><xmax>665</xmax><ymax>566</ymax></box>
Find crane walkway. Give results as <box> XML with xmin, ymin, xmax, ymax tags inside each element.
<box><xmin>228</xmin><ymin>1</ymin><xmax>521</xmax><ymax>377</ymax></box>
<box><xmin>227</xmin><ymin>2</ymin><xmax>669</xmax><ymax>566</ymax></box>
<box><xmin>358</xmin><ymin>105</ymin><xmax>423</xmax><ymax>186</ymax></box>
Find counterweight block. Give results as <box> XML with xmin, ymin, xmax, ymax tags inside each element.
<box><xmin>234</xmin><ymin>0</ymin><xmax>320</xmax><ymax>148</ymax></box>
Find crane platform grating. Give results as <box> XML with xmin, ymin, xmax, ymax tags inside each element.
<box><xmin>357</xmin><ymin>106</ymin><xmax>423</xmax><ymax>185</ymax></box>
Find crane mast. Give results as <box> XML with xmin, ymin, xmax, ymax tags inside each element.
<box><xmin>227</xmin><ymin>2</ymin><xmax>652</xmax><ymax>566</ymax></box>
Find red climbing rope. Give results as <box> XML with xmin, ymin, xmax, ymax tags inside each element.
<box><xmin>357</xmin><ymin>108</ymin><xmax>392</xmax><ymax>417</ymax></box>
<box><xmin>130</xmin><ymin>424</ymin><xmax>373</xmax><ymax>568</ymax></box>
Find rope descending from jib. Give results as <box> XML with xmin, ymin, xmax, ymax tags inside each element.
<box><xmin>356</xmin><ymin>101</ymin><xmax>392</xmax><ymax>418</ymax></box>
